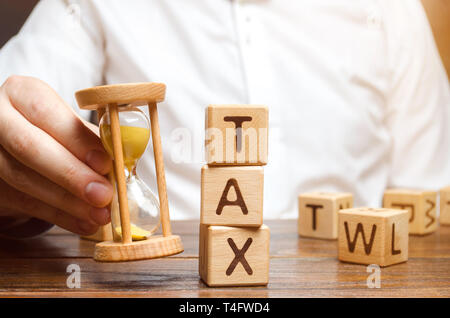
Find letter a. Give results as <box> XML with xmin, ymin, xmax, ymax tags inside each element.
<box><xmin>216</xmin><ymin>178</ymin><xmax>248</xmax><ymax>215</ymax></box>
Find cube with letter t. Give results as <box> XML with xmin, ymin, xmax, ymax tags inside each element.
<box><xmin>205</xmin><ymin>104</ymin><xmax>268</xmax><ymax>165</ymax></box>
<box><xmin>298</xmin><ymin>192</ymin><xmax>353</xmax><ymax>240</ymax></box>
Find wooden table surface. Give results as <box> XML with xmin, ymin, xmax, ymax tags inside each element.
<box><xmin>0</xmin><ymin>220</ymin><xmax>449</xmax><ymax>297</ymax></box>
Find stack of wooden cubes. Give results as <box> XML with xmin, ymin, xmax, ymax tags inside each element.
<box><xmin>199</xmin><ymin>104</ymin><xmax>270</xmax><ymax>287</ymax></box>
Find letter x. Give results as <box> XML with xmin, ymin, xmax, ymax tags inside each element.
<box><xmin>226</xmin><ymin>238</ymin><xmax>253</xmax><ymax>276</ymax></box>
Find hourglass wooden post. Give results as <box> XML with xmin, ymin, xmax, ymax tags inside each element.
<box><xmin>81</xmin><ymin>108</ymin><xmax>115</xmax><ymax>243</ymax></box>
<box><xmin>75</xmin><ymin>83</ymin><xmax>184</xmax><ymax>261</ymax></box>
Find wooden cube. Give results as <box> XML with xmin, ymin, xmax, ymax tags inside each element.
<box><xmin>338</xmin><ymin>208</ymin><xmax>409</xmax><ymax>267</ymax></box>
<box><xmin>205</xmin><ymin>104</ymin><xmax>268</xmax><ymax>165</ymax></box>
<box><xmin>298</xmin><ymin>192</ymin><xmax>353</xmax><ymax>239</ymax></box>
<box><xmin>199</xmin><ymin>224</ymin><xmax>270</xmax><ymax>287</ymax></box>
<box><xmin>440</xmin><ymin>187</ymin><xmax>450</xmax><ymax>225</ymax></box>
<box><xmin>201</xmin><ymin>165</ymin><xmax>263</xmax><ymax>227</ymax></box>
<box><xmin>383</xmin><ymin>189</ymin><xmax>437</xmax><ymax>235</ymax></box>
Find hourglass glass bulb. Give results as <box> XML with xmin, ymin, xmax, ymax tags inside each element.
<box><xmin>99</xmin><ymin>107</ymin><xmax>160</xmax><ymax>241</ymax></box>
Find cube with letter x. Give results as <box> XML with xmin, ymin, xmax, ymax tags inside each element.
<box><xmin>199</xmin><ymin>225</ymin><xmax>270</xmax><ymax>287</ymax></box>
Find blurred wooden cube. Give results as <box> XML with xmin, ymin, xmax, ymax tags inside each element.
<box><xmin>298</xmin><ymin>192</ymin><xmax>353</xmax><ymax>239</ymax></box>
<box><xmin>383</xmin><ymin>189</ymin><xmax>437</xmax><ymax>235</ymax></box>
<box><xmin>440</xmin><ymin>187</ymin><xmax>450</xmax><ymax>225</ymax></box>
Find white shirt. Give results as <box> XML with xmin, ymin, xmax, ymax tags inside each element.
<box><xmin>1</xmin><ymin>0</ymin><xmax>449</xmax><ymax>220</ymax></box>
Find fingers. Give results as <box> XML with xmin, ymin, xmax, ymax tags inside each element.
<box><xmin>0</xmin><ymin>146</ymin><xmax>111</xmax><ymax>226</ymax></box>
<box><xmin>0</xmin><ymin>179</ymin><xmax>99</xmax><ymax>236</ymax></box>
<box><xmin>0</xmin><ymin>91</ymin><xmax>113</xmax><ymax>208</ymax></box>
<box><xmin>2</xmin><ymin>75</ymin><xmax>112</xmax><ymax>175</ymax></box>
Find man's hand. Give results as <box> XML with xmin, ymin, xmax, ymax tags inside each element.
<box><xmin>0</xmin><ymin>75</ymin><xmax>113</xmax><ymax>236</ymax></box>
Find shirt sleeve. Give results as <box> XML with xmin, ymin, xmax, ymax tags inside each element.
<box><xmin>0</xmin><ymin>0</ymin><xmax>105</xmax><ymax>121</ymax></box>
<box><xmin>383</xmin><ymin>0</ymin><xmax>450</xmax><ymax>190</ymax></box>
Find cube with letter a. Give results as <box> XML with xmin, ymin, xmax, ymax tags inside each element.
<box><xmin>199</xmin><ymin>225</ymin><xmax>270</xmax><ymax>287</ymax></box>
<box><xmin>383</xmin><ymin>189</ymin><xmax>437</xmax><ymax>235</ymax></box>
<box><xmin>205</xmin><ymin>104</ymin><xmax>268</xmax><ymax>165</ymax></box>
<box><xmin>439</xmin><ymin>187</ymin><xmax>450</xmax><ymax>226</ymax></box>
<box><xmin>201</xmin><ymin>165</ymin><xmax>263</xmax><ymax>227</ymax></box>
<box><xmin>338</xmin><ymin>208</ymin><xmax>408</xmax><ymax>267</ymax></box>
<box><xmin>298</xmin><ymin>192</ymin><xmax>353</xmax><ymax>239</ymax></box>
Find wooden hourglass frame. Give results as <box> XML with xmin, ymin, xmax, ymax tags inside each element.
<box><xmin>75</xmin><ymin>83</ymin><xmax>183</xmax><ymax>261</ymax></box>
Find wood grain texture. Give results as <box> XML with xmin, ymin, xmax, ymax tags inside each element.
<box><xmin>0</xmin><ymin>220</ymin><xmax>449</xmax><ymax>297</ymax></box>
<box><xmin>338</xmin><ymin>208</ymin><xmax>409</xmax><ymax>267</ymax></box>
<box><xmin>440</xmin><ymin>187</ymin><xmax>450</xmax><ymax>225</ymax></box>
<box><xmin>298</xmin><ymin>192</ymin><xmax>353</xmax><ymax>240</ymax></box>
<box><xmin>383</xmin><ymin>189</ymin><xmax>437</xmax><ymax>235</ymax></box>
<box><xmin>201</xmin><ymin>165</ymin><xmax>264</xmax><ymax>227</ymax></box>
<box><xmin>94</xmin><ymin>235</ymin><xmax>183</xmax><ymax>262</ymax></box>
<box><xmin>75</xmin><ymin>83</ymin><xmax>166</xmax><ymax>110</ymax></box>
<box><xmin>205</xmin><ymin>105</ymin><xmax>268</xmax><ymax>166</ymax></box>
<box><xmin>199</xmin><ymin>225</ymin><xmax>270</xmax><ymax>287</ymax></box>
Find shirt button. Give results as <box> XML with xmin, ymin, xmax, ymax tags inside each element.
<box><xmin>367</xmin><ymin>8</ymin><xmax>382</xmax><ymax>29</ymax></box>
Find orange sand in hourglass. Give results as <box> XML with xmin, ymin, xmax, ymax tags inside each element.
<box><xmin>100</xmin><ymin>124</ymin><xmax>154</xmax><ymax>241</ymax></box>
<box><xmin>100</xmin><ymin>125</ymin><xmax>150</xmax><ymax>171</ymax></box>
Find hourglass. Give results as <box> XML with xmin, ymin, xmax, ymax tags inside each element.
<box><xmin>75</xmin><ymin>83</ymin><xmax>183</xmax><ymax>261</ymax></box>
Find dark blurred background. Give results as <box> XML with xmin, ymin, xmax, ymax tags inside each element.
<box><xmin>0</xmin><ymin>0</ymin><xmax>38</xmax><ymax>47</ymax></box>
<box><xmin>0</xmin><ymin>0</ymin><xmax>449</xmax><ymax>78</ymax></box>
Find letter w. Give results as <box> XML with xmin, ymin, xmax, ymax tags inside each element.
<box><xmin>344</xmin><ymin>222</ymin><xmax>377</xmax><ymax>255</ymax></box>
